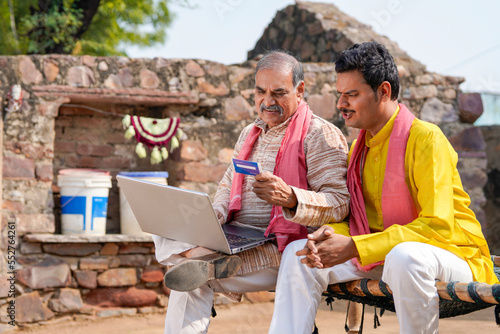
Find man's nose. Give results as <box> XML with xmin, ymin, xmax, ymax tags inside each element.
<box><xmin>337</xmin><ymin>95</ymin><xmax>347</xmax><ymax>109</ymax></box>
<box><xmin>263</xmin><ymin>93</ymin><xmax>276</xmax><ymax>107</ymax></box>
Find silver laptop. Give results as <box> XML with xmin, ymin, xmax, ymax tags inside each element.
<box><xmin>116</xmin><ymin>175</ymin><xmax>275</xmax><ymax>254</ymax></box>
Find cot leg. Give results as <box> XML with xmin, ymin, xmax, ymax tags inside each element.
<box><xmin>347</xmin><ymin>301</ymin><xmax>364</xmax><ymax>333</ymax></box>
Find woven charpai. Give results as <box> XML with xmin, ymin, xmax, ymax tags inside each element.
<box><xmin>325</xmin><ymin>265</ymin><xmax>500</xmax><ymax>319</ymax></box>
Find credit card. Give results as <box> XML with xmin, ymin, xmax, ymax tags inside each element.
<box><xmin>232</xmin><ymin>158</ymin><xmax>262</xmax><ymax>176</ymax></box>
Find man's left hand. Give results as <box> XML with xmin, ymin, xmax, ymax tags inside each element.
<box><xmin>252</xmin><ymin>171</ymin><xmax>297</xmax><ymax>208</ymax></box>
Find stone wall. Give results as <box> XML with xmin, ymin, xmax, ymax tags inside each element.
<box><xmin>481</xmin><ymin>125</ymin><xmax>500</xmax><ymax>254</ymax></box>
<box><xmin>0</xmin><ymin>0</ymin><xmax>496</xmax><ymax>328</ymax></box>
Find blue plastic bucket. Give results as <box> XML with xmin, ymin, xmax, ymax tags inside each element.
<box><xmin>57</xmin><ymin>169</ymin><xmax>112</xmax><ymax>235</ymax></box>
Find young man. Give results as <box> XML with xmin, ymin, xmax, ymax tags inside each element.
<box><xmin>269</xmin><ymin>41</ymin><xmax>497</xmax><ymax>334</ymax></box>
<box><xmin>153</xmin><ymin>51</ymin><xmax>351</xmax><ymax>333</ymax></box>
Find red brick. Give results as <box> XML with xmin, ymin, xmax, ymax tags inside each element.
<box><xmin>106</xmin><ymin>132</ymin><xmax>127</xmax><ymax>144</ymax></box>
<box><xmin>3</xmin><ymin>156</ymin><xmax>35</xmax><ymax>179</ymax></box>
<box><xmin>101</xmin><ymin>157</ymin><xmax>131</xmax><ymax>169</ymax></box>
<box><xmin>56</xmin><ymin>116</ymin><xmax>74</xmax><ymax>127</ymax></box>
<box><xmin>2</xmin><ymin>200</ymin><xmax>24</xmax><ymax>212</ymax></box>
<box><xmin>119</xmin><ymin>244</ymin><xmax>151</xmax><ymax>254</ymax></box>
<box><xmin>78</xmin><ymin>118</ymin><xmax>110</xmax><ymax>129</ymax></box>
<box><xmin>43</xmin><ymin>243</ymin><xmax>102</xmax><ymax>256</ymax></box>
<box><xmin>79</xmin><ymin>156</ymin><xmax>100</xmax><ymax>168</ymax></box>
<box><xmin>54</xmin><ymin>140</ymin><xmax>76</xmax><ymax>153</ymax></box>
<box><xmin>35</xmin><ymin>163</ymin><xmax>53</xmax><ymax>181</ymax></box>
<box><xmin>76</xmin><ymin>143</ymin><xmax>113</xmax><ymax>157</ymax></box>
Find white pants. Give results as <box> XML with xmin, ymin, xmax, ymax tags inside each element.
<box><xmin>269</xmin><ymin>241</ymin><xmax>473</xmax><ymax>334</ymax></box>
<box><xmin>165</xmin><ymin>267</ymin><xmax>279</xmax><ymax>334</ymax></box>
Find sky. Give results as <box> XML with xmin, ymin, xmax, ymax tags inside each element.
<box><xmin>127</xmin><ymin>0</ymin><xmax>500</xmax><ymax>94</ymax></box>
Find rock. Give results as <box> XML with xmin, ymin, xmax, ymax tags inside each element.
<box><xmin>448</xmin><ymin>127</ymin><xmax>486</xmax><ymax>152</ymax></box>
<box><xmin>443</xmin><ymin>88</ymin><xmax>457</xmax><ymax>100</ymax></box>
<box><xmin>42</xmin><ymin>243</ymin><xmax>102</xmax><ymax>256</ymax></box>
<box><xmin>97</xmin><ymin>268</ymin><xmax>138</xmax><ymax>287</ymax></box>
<box><xmin>0</xmin><ymin>276</ymin><xmax>10</xmax><ymax>298</ymax></box>
<box><xmin>419</xmin><ymin>97</ymin><xmax>457</xmax><ymax>125</ymax></box>
<box><xmin>17</xmin><ymin>256</ymin><xmax>71</xmax><ymax>289</ymax></box>
<box><xmin>2</xmin><ymin>156</ymin><xmax>35</xmax><ymax>179</ymax></box>
<box><xmin>19</xmin><ymin>56</ymin><xmax>43</xmax><ymax>84</ymax></box>
<box><xmin>197</xmin><ymin>78</ymin><xmax>230</xmax><ymax>96</ymax></box>
<box><xmin>48</xmin><ymin>288</ymin><xmax>83</xmax><ymax>313</ymax></box>
<box><xmin>74</xmin><ymin>270</ymin><xmax>98</xmax><ymax>289</ymax></box>
<box><xmin>229</xmin><ymin>67</ymin><xmax>253</xmax><ymax>84</ymax></box>
<box><xmin>186</xmin><ymin>60</ymin><xmax>205</xmax><ymax>77</ymax></box>
<box><xmin>218</xmin><ymin>148</ymin><xmax>234</xmax><ymax>163</ymax></box>
<box><xmin>119</xmin><ymin>244</ymin><xmax>151</xmax><ymax>254</ymax></box>
<box><xmin>118</xmin><ymin>254</ymin><xmax>151</xmax><ymax>267</ymax></box>
<box><xmin>180</xmin><ymin>140</ymin><xmax>208</xmax><ymax>162</ymax></box>
<box><xmin>85</xmin><ymin>287</ymin><xmax>157</xmax><ymax>307</ymax></box>
<box><xmin>98</xmin><ymin>61</ymin><xmax>109</xmax><ymax>71</ymax></box>
<box><xmin>409</xmin><ymin>85</ymin><xmax>438</xmax><ymax>99</ymax></box>
<box><xmin>141</xmin><ymin>266</ymin><xmax>164</xmax><ymax>283</ymax></box>
<box><xmin>117</xmin><ymin>68</ymin><xmax>134</xmax><ymax>87</ymax></box>
<box><xmin>20</xmin><ymin>242</ymin><xmax>42</xmax><ymax>254</ymax></box>
<box><xmin>16</xmin><ymin>291</ymin><xmax>55</xmax><ymax>323</ymax></box>
<box><xmin>306</xmin><ymin>93</ymin><xmax>336</xmax><ymax>119</ymax></box>
<box><xmin>43</xmin><ymin>61</ymin><xmax>59</xmax><ymax>82</ymax></box>
<box><xmin>81</xmin><ymin>55</ymin><xmax>95</xmax><ymax>67</ymax></box>
<box><xmin>182</xmin><ymin>162</ymin><xmax>228</xmax><ymax>183</ymax></box>
<box><xmin>140</xmin><ymin>69</ymin><xmax>160</xmax><ymax>89</ymax></box>
<box><xmin>17</xmin><ymin>213</ymin><xmax>55</xmax><ymax>235</ymax></box>
<box><xmin>205</xmin><ymin>63</ymin><xmax>227</xmax><ymax>76</ymax></box>
<box><xmin>79</xmin><ymin>257</ymin><xmax>111</xmax><ymax>270</ymax></box>
<box><xmin>415</xmin><ymin>74</ymin><xmax>433</xmax><ymax>85</ymax></box>
<box><xmin>67</xmin><ymin>66</ymin><xmax>95</xmax><ymax>87</ymax></box>
<box><xmin>458</xmin><ymin>93</ymin><xmax>483</xmax><ymax>124</ymax></box>
<box><xmin>35</xmin><ymin>163</ymin><xmax>53</xmax><ymax>181</ymax></box>
<box><xmin>100</xmin><ymin>243</ymin><xmax>119</xmax><ymax>255</ymax></box>
<box><xmin>224</xmin><ymin>95</ymin><xmax>254</xmax><ymax>121</ymax></box>
<box><xmin>104</xmin><ymin>74</ymin><xmax>121</xmax><ymax>88</ymax></box>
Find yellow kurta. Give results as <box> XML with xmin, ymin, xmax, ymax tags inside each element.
<box><xmin>329</xmin><ymin>108</ymin><xmax>497</xmax><ymax>284</ymax></box>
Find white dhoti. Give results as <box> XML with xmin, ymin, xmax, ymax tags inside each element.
<box><xmin>269</xmin><ymin>240</ymin><xmax>473</xmax><ymax>334</ymax></box>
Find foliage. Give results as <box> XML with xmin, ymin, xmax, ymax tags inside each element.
<box><xmin>0</xmin><ymin>0</ymin><xmax>174</xmax><ymax>56</ymax></box>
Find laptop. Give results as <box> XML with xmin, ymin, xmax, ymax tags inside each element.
<box><xmin>116</xmin><ymin>175</ymin><xmax>275</xmax><ymax>254</ymax></box>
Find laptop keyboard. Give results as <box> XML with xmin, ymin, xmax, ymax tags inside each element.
<box><xmin>226</xmin><ymin>234</ymin><xmax>261</xmax><ymax>247</ymax></box>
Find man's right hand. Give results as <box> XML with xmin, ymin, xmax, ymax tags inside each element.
<box><xmin>296</xmin><ymin>225</ymin><xmax>359</xmax><ymax>269</ymax></box>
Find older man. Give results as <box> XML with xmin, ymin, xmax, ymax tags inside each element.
<box><xmin>269</xmin><ymin>42</ymin><xmax>497</xmax><ymax>334</ymax></box>
<box><xmin>153</xmin><ymin>51</ymin><xmax>350</xmax><ymax>333</ymax></box>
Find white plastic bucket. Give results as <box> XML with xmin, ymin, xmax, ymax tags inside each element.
<box><xmin>58</xmin><ymin>169</ymin><xmax>112</xmax><ymax>235</ymax></box>
<box><xmin>118</xmin><ymin>171</ymin><xmax>168</xmax><ymax>236</ymax></box>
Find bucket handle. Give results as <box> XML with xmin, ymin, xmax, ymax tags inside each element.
<box><xmin>60</xmin><ymin>188</ymin><xmax>85</xmax><ymax>209</ymax></box>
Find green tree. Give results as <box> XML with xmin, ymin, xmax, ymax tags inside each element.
<box><xmin>0</xmin><ymin>0</ymin><xmax>174</xmax><ymax>56</ymax></box>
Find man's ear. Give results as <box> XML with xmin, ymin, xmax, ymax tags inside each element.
<box><xmin>296</xmin><ymin>81</ymin><xmax>305</xmax><ymax>101</ymax></box>
<box><xmin>379</xmin><ymin>81</ymin><xmax>392</xmax><ymax>101</ymax></box>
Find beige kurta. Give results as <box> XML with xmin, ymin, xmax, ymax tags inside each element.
<box><xmin>212</xmin><ymin>114</ymin><xmax>350</xmax><ymax>274</ymax></box>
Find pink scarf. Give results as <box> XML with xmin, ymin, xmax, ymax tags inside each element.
<box><xmin>228</xmin><ymin>101</ymin><xmax>312</xmax><ymax>252</ymax></box>
<box><xmin>348</xmin><ymin>104</ymin><xmax>418</xmax><ymax>271</ymax></box>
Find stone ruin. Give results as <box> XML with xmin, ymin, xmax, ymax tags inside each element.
<box><xmin>0</xmin><ymin>1</ymin><xmax>497</xmax><ymax>329</ymax></box>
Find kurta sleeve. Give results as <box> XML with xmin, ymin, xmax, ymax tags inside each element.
<box><xmin>283</xmin><ymin>121</ymin><xmax>350</xmax><ymax>226</ymax></box>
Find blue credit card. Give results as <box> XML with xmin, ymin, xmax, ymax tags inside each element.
<box><xmin>232</xmin><ymin>158</ymin><xmax>262</xmax><ymax>176</ymax></box>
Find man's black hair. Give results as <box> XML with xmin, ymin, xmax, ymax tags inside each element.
<box><xmin>335</xmin><ymin>41</ymin><xmax>400</xmax><ymax>100</ymax></box>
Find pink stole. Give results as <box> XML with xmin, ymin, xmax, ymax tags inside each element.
<box><xmin>348</xmin><ymin>104</ymin><xmax>418</xmax><ymax>271</ymax></box>
<box><xmin>228</xmin><ymin>101</ymin><xmax>312</xmax><ymax>252</ymax></box>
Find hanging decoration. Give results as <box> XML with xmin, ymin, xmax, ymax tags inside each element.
<box><xmin>122</xmin><ymin>115</ymin><xmax>184</xmax><ymax>164</ymax></box>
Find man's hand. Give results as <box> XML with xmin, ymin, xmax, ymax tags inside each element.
<box><xmin>252</xmin><ymin>171</ymin><xmax>297</xmax><ymax>208</ymax></box>
<box><xmin>215</xmin><ymin>210</ymin><xmax>225</xmax><ymax>225</ymax></box>
<box><xmin>296</xmin><ymin>225</ymin><xmax>359</xmax><ymax>269</ymax></box>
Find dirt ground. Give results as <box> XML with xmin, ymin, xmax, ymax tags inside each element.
<box><xmin>7</xmin><ymin>298</ymin><xmax>499</xmax><ymax>334</ymax></box>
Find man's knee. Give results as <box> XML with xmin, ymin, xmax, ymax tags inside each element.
<box><xmin>283</xmin><ymin>239</ymin><xmax>306</xmax><ymax>257</ymax></box>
